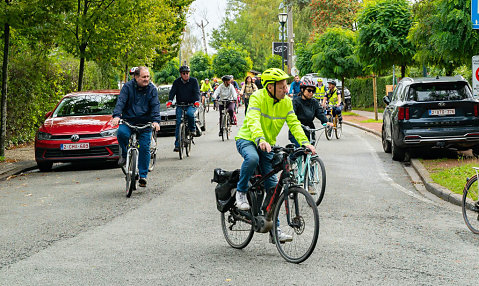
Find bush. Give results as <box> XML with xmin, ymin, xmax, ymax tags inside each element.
<box><xmin>345</xmin><ymin>76</ymin><xmax>393</xmax><ymax>109</ymax></box>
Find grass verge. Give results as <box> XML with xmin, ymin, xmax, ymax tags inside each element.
<box><xmin>360</xmin><ymin>119</ymin><xmax>383</xmax><ymax>123</ymax></box>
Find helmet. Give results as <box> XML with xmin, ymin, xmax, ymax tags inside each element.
<box><xmin>221</xmin><ymin>75</ymin><xmax>232</xmax><ymax>82</ymax></box>
<box><xmin>129</xmin><ymin>67</ymin><xmax>138</xmax><ymax>75</ymax></box>
<box><xmin>301</xmin><ymin>78</ymin><xmax>316</xmax><ymax>88</ymax></box>
<box><xmin>205</xmin><ymin>78</ymin><xmax>209</xmax><ymax>81</ymax></box>
<box><xmin>261</xmin><ymin>68</ymin><xmax>289</xmax><ymax>87</ymax></box>
<box><xmin>327</xmin><ymin>80</ymin><xmax>336</xmax><ymax>86</ymax></box>
<box><xmin>179</xmin><ymin>65</ymin><xmax>190</xmax><ymax>73</ymax></box>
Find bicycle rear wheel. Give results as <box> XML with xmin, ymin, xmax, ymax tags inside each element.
<box><xmin>335</xmin><ymin>116</ymin><xmax>342</xmax><ymax>139</ymax></box>
<box><xmin>273</xmin><ymin>186</ymin><xmax>319</xmax><ymax>263</ymax></box>
<box><xmin>125</xmin><ymin>149</ymin><xmax>137</xmax><ymax>198</ymax></box>
<box><xmin>462</xmin><ymin>175</ymin><xmax>479</xmax><ymax>234</ymax></box>
<box><xmin>221</xmin><ymin>208</ymin><xmax>254</xmax><ymax>249</ymax></box>
<box><xmin>148</xmin><ymin>131</ymin><xmax>157</xmax><ymax>172</ymax></box>
<box><xmin>179</xmin><ymin>123</ymin><xmax>185</xmax><ymax>160</ymax></box>
<box><xmin>304</xmin><ymin>156</ymin><xmax>327</xmax><ymax>206</ymax></box>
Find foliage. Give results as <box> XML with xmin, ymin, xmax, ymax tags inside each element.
<box><xmin>295</xmin><ymin>43</ymin><xmax>314</xmax><ymax>76</ymax></box>
<box><xmin>311</xmin><ymin>27</ymin><xmax>362</xmax><ymax>81</ymax></box>
<box><xmin>190</xmin><ymin>52</ymin><xmax>214</xmax><ymax>80</ymax></box>
<box><xmin>212</xmin><ymin>44</ymin><xmax>253</xmax><ymax>80</ymax></box>
<box><xmin>357</xmin><ymin>0</ymin><xmax>415</xmax><ymax>76</ymax></box>
<box><xmin>154</xmin><ymin>58</ymin><xmax>179</xmax><ymax>85</ymax></box>
<box><xmin>310</xmin><ymin>0</ymin><xmax>361</xmax><ymax>34</ymax></box>
<box><xmin>345</xmin><ymin>76</ymin><xmax>393</xmax><ymax>109</ymax></box>
<box><xmin>408</xmin><ymin>0</ymin><xmax>479</xmax><ymax>75</ymax></box>
<box><xmin>265</xmin><ymin>55</ymin><xmax>283</xmax><ymax>69</ymax></box>
<box><xmin>428</xmin><ymin>161</ymin><xmax>478</xmax><ymax>196</ymax></box>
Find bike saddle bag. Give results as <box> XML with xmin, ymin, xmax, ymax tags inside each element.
<box><xmin>212</xmin><ymin>168</ymin><xmax>240</xmax><ymax>212</ymax></box>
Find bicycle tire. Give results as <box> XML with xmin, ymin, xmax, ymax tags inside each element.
<box><xmin>304</xmin><ymin>156</ymin><xmax>327</xmax><ymax>206</ymax></box>
<box><xmin>226</xmin><ymin>116</ymin><xmax>231</xmax><ymax>140</ymax></box>
<box><xmin>206</xmin><ymin>100</ymin><xmax>210</xmax><ymax>112</ymax></box>
<box><xmin>179</xmin><ymin>123</ymin><xmax>185</xmax><ymax>160</ymax></box>
<box><xmin>126</xmin><ymin>149</ymin><xmax>137</xmax><ymax>198</ymax></box>
<box><xmin>185</xmin><ymin>131</ymin><xmax>191</xmax><ymax>157</ymax></box>
<box><xmin>148</xmin><ymin>131</ymin><xmax>157</xmax><ymax>172</ymax></box>
<box><xmin>221</xmin><ymin>208</ymin><xmax>254</xmax><ymax>249</ymax></box>
<box><xmin>462</xmin><ymin>175</ymin><xmax>479</xmax><ymax>234</ymax></box>
<box><xmin>221</xmin><ymin>113</ymin><xmax>226</xmax><ymax>141</ymax></box>
<box><xmin>335</xmin><ymin>116</ymin><xmax>342</xmax><ymax>139</ymax></box>
<box><xmin>273</xmin><ymin>186</ymin><xmax>319</xmax><ymax>263</ymax></box>
<box><xmin>325</xmin><ymin>125</ymin><xmax>333</xmax><ymax>140</ymax></box>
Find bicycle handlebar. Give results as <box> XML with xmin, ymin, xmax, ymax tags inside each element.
<box><xmin>301</xmin><ymin>124</ymin><xmax>326</xmax><ymax>132</ymax></box>
<box><xmin>176</xmin><ymin>103</ymin><xmax>195</xmax><ymax>107</ymax></box>
<box><xmin>120</xmin><ymin>120</ymin><xmax>152</xmax><ymax>131</ymax></box>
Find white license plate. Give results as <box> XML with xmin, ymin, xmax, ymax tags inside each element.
<box><xmin>61</xmin><ymin>143</ymin><xmax>90</xmax><ymax>150</ymax></box>
<box><xmin>429</xmin><ymin>109</ymin><xmax>455</xmax><ymax>116</ymax></box>
<box><xmin>160</xmin><ymin>121</ymin><xmax>176</xmax><ymax>126</ymax></box>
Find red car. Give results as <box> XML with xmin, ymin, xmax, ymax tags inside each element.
<box><xmin>35</xmin><ymin>90</ymin><xmax>120</xmax><ymax>171</ymax></box>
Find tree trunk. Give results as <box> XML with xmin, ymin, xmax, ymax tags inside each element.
<box><xmin>1</xmin><ymin>20</ymin><xmax>10</xmax><ymax>157</ymax></box>
<box><xmin>401</xmin><ymin>65</ymin><xmax>406</xmax><ymax>78</ymax></box>
<box><xmin>78</xmin><ymin>43</ymin><xmax>87</xmax><ymax>91</ymax></box>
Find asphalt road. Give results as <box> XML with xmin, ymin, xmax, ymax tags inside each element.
<box><xmin>1</xmin><ymin>106</ymin><xmax>478</xmax><ymax>285</ymax></box>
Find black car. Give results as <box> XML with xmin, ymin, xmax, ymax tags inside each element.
<box><xmin>157</xmin><ymin>85</ymin><xmax>206</xmax><ymax>136</ymax></box>
<box><xmin>382</xmin><ymin>76</ymin><xmax>479</xmax><ymax>161</ymax></box>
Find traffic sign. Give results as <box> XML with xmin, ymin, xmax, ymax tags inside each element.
<box><xmin>473</xmin><ymin>0</ymin><xmax>479</xmax><ymax>29</ymax></box>
<box><xmin>472</xmin><ymin>56</ymin><xmax>479</xmax><ymax>97</ymax></box>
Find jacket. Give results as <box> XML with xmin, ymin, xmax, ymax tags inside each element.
<box><xmin>169</xmin><ymin>76</ymin><xmax>200</xmax><ymax>104</ymax></box>
<box><xmin>214</xmin><ymin>83</ymin><xmax>236</xmax><ymax>103</ymax></box>
<box><xmin>112</xmin><ymin>79</ymin><xmax>161</xmax><ymax>124</ymax></box>
<box><xmin>292</xmin><ymin>95</ymin><xmax>328</xmax><ymax>139</ymax></box>
<box><xmin>289</xmin><ymin>80</ymin><xmax>302</xmax><ymax>95</ymax></box>
<box><xmin>326</xmin><ymin>87</ymin><xmax>339</xmax><ymax>105</ymax></box>
<box><xmin>235</xmin><ymin>88</ymin><xmax>309</xmax><ymax>146</ymax></box>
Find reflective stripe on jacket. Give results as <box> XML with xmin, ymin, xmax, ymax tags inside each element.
<box><xmin>326</xmin><ymin>87</ymin><xmax>339</xmax><ymax>105</ymax></box>
<box><xmin>314</xmin><ymin>85</ymin><xmax>327</xmax><ymax>100</ymax></box>
<box><xmin>235</xmin><ymin>88</ymin><xmax>309</xmax><ymax>146</ymax></box>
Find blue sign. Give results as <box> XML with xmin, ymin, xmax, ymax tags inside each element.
<box><xmin>473</xmin><ymin>0</ymin><xmax>479</xmax><ymax>29</ymax></box>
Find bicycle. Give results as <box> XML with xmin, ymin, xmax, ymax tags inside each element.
<box><xmin>202</xmin><ymin>92</ymin><xmax>210</xmax><ymax>112</ymax></box>
<box><xmin>219</xmin><ymin>100</ymin><xmax>236</xmax><ymax>141</ymax></box>
<box><xmin>216</xmin><ymin>145</ymin><xmax>320</xmax><ymax>263</ymax></box>
<box><xmin>148</xmin><ymin>130</ymin><xmax>157</xmax><ymax>172</ymax></box>
<box><xmin>290</xmin><ymin>125</ymin><xmax>327</xmax><ymax>206</ymax></box>
<box><xmin>462</xmin><ymin>167</ymin><xmax>479</xmax><ymax>234</ymax></box>
<box><xmin>324</xmin><ymin>105</ymin><xmax>342</xmax><ymax>140</ymax></box>
<box><xmin>176</xmin><ymin>103</ymin><xmax>195</xmax><ymax>160</ymax></box>
<box><xmin>120</xmin><ymin>120</ymin><xmax>152</xmax><ymax>198</ymax></box>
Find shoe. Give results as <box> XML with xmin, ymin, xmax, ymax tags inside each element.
<box><xmin>269</xmin><ymin>228</ymin><xmax>293</xmax><ymax>244</ymax></box>
<box><xmin>218</xmin><ymin>131</ymin><xmax>223</xmax><ymax>137</ymax></box>
<box><xmin>139</xmin><ymin>178</ymin><xmax>147</xmax><ymax>187</ymax></box>
<box><xmin>235</xmin><ymin>191</ymin><xmax>250</xmax><ymax>210</ymax></box>
<box><xmin>308</xmin><ymin>184</ymin><xmax>316</xmax><ymax>195</ymax></box>
<box><xmin>173</xmin><ymin>147</ymin><xmax>179</xmax><ymax>152</ymax></box>
<box><xmin>118</xmin><ymin>157</ymin><xmax>126</xmax><ymax>167</ymax></box>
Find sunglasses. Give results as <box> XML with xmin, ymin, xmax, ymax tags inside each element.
<box><xmin>181</xmin><ymin>72</ymin><xmax>189</xmax><ymax>75</ymax></box>
<box><xmin>305</xmin><ymin>88</ymin><xmax>315</xmax><ymax>93</ymax></box>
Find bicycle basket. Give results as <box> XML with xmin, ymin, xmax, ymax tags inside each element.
<box><xmin>212</xmin><ymin>168</ymin><xmax>240</xmax><ymax>212</ymax></box>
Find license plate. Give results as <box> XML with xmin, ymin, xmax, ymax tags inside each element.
<box><xmin>160</xmin><ymin>121</ymin><xmax>175</xmax><ymax>126</ymax></box>
<box><xmin>61</xmin><ymin>143</ymin><xmax>90</xmax><ymax>150</ymax></box>
<box><xmin>429</xmin><ymin>109</ymin><xmax>455</xmax><ymax>116</ymax></box>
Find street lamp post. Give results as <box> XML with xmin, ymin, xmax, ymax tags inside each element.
<box><xmin>278</xmin><ymin>13</ymin><xmax>288</xmax><ymax>72</ymax></box>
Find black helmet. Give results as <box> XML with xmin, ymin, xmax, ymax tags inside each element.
<box><xmin>327</xmin><ymin>80</ymin><xmax>336</xmax><ymax>86</ymax></box>
<box><xmin>221</xmin><ymin>75</ymin><xmax>232</xmax><ymax>82</ymax></box>
<box><xmin>179</xmin><ymin>65</ymin><xmax>190</xmax><ymax>73</ymax></box>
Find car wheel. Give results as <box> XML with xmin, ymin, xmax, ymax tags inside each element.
<box><xmin>382</xmin><ymin>125</ymin><xmax>391</xmax><ymax>153</ymax></box>
<box><xmin>391</xmin><ymin>138</ymin><xmax>405</xmax><ymax>161</ymax></box>
<box><xmin>37</xmin><ymin>161</ymin><xmax>53</xmax><ymax>172</ymax></box>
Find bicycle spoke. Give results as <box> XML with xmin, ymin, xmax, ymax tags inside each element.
<box><xmin>463</xmin><ymin>175</ymin><xmax>479</xmax><ymax>234</ymax></box>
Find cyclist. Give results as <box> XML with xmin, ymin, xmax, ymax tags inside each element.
<box><xmin>112</xmin><ymin>66</ymin><xmax>161</xmax><ymax>188</ymax></box>
<box><xmin>289</xmin><ymin>75</ymin><xmax>302</xmax><ymax>98</ymax></box>
<box><xmin>314</xmin><ymin>78</ymin><xmax>327</xmax><ymax>101</ymax></box>
<box><xmin>321</xmin><ymin>80</ymin><xmax>342</xmax><ymax>123</ymax></box>
<box><xmin>234</xmin><ymin>68</ymin><xmax>316</xmax><ymax>243</ymax></box>
<box><xmin>214</xmin><ymin>75</ymin><xmax>237</xmax><ymax>137</ymax></box>
<box><xmin>200</xmin><ymin>78</ymin><xmax>213</xmax><ymax>106</ymax></box>
<box><xmin>239</xmin><ymin>75</ymin><xmax>257</xmax><ymax>115</ymax></box>
<box><xmin>167</xmin><ymin>65</ymin><xmax>201</xmax><ymax>152</ymax></box>
<box><xmin>289</xmin><ymin>78</ymin><xmax>333</xmax><ymax>147</ymax></box>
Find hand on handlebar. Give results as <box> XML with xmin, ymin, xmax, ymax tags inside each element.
<box><xmin>305</xmin><ymin>144</ymin><xmax>316</xmax><ymax>155</ymax></box>
<box><xmin>152</xmin><ymin>122</ymin><xmax>160</xmax><ymax>131</ymax></box>
<box><xmin>258</xmin><ymin>141</ymin><xmax>271</xmax><ymax>153</ymax></box>
<box><xmin>194</xmin><ymin>101</ymin><xmax>200</xmax><ymax>107</ymax></box>
<box><xmin>111</xmin><ymin>117</ymin><xmax>120</xmax><ymax>126</ymax></box>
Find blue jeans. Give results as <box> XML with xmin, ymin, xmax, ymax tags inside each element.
<box><xmin>236</xmin><ymin>139</ymin><xmax>277</xmax><ymax>193</ymax></box>
<box><xmin>175</xmin><ymin>105</ymin><xmax>196</xmax><ymax>148</ymax></box>
<box><xmin>117</xmin><ymin>124</ymin><xmax>151</xmax><ymax>179</ymax></box>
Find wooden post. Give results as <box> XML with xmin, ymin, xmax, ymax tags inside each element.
<box><xmin>373</xmin><ymin>74</ymin><xmax>378</xmax><ymax>121</ymax></box>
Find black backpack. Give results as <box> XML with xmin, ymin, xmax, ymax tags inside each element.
<box><xmin>211</xmin><ymin>168</ymin><xmax>240</xmax><ymax>212</ymax></box>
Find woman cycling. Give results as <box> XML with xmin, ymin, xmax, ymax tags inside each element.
<box><xmin>289</xmin><ymin>78</ymin><xmax>333</xmax><ymax>147</ymax></box>
<box><xmin>239</xmin><ymin>75</ymin><xmax>258</xmax><ymax>114</ymax></box>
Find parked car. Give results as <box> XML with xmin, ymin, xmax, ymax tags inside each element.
<box><xmin>35</xmin><ymin>90</ymin><xmax>120</xmax><ymax>171</ymax></box>
<box><xmin>382</xmin><ymin>76</ymin><xmax>479</xmax><ymax>161</ymax></box>
<box><xmin>157</xmin><ymin>84</ymin><xmax>206</xmax><ymax>136</ymax></box>
<box><xmin>337</xmin><ymin>85</ymin><xmax>351</xmax><ymax>111</ymax></box>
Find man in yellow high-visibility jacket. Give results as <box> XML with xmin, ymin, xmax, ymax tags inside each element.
<box><xmin>314</xmin><ymin>78</ymin><xmax>327</xmax><ymax>101</ymax></box>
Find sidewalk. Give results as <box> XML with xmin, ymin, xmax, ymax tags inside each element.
<box><xmin>0</xmin><ymin>143</ymin><xmax>36</xmax><ymax>181</ymax></box>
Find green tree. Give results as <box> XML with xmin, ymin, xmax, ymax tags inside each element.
<box><xmin>190</xmin><ymin>52</ymin><xmax>214</xmax><ymax>80</ymax></box>
<box><xmin>212</xmin><ymin>44</ymin><xmax>252</xmax><ymax>80</ymax></box>
<box><xmin>310</xmin><ymin>0</ymin><xmax>361</xmax><ymax>34</ymax></box>
<box><xmin>295</xmin><ymin>43</ymin><xmax>314</xmax><ymax>76</ymax></box>
<box><xmin>154</xmin><ymin>58</ymin><xmax>179</xmax><ymax>84</ymax></box>
<box><xmin>357</xmin><ymin>0</ymin><xmax>415</xmax><ymax>77</ymax></box>
<box><xmin>408</xmin><ymin>0</ymin><xmax>479</xmax><ymax>75</ymax></box>
<box><xmin>311</xmin><ymin>27</ymin><xmax>362</xmax><ymax>95</ymax></box>
<box><xmin>265</xmin><ymin>55</ymin><xmax>283</xmax><ymax>69</ymax></box>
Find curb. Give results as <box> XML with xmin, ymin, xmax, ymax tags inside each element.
<box><xmin>0</xmin><ymin>161</ymin><xmax>37</xmax><ymax>181</ymax></box>
<box><xmin>344</xmin><ymin>119</ymin><xmax>460</xmax><ymax>205</ymax></box>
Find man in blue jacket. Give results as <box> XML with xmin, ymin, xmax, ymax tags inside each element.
<box><xmin>289</xmin><ymin>75</ymin><xmax>301</xmax><ymax>97</ymax></box>
<box><xmin>167</xmin><ymin>65</ymin><xmax>201</xmax><ymax>152</ymax></box>
<box><xmin>112</xmin><ymin>66</ymin><xmax>161</xmax><ymax>187</ymax></box>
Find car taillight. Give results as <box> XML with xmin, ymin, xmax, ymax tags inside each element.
<box><xmin>398</xmin><ymin>107</ymin><xmax>409</xmax><ymax>120</ymax></box>
<box><xmin>474</xmin><ymin>104</ymin><xmax>478</xmax><ymax>117</ymax></box>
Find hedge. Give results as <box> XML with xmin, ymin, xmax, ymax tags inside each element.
<box><xmin>345</xmin><ymin>75</ymin><xmax>393</xmax><ymax>109</ymax></box>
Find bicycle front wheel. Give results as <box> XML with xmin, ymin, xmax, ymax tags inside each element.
<box><xmin>325</xmin><ymin>118</ymin><xmax>333</xmax><ymax>140</ymax></box>
<box><xmin>221</xmin><ymin>208</ymin><xmax>254</xmax><ymax>249</ymax></box>
<box><xmin>126</xmin><ymin>149</ymin><xmax>137</xmax><ymax>198</ymax></box>
<box><xmin>335</xmin><ymin>117</ymin><xmax>342</xmax><ymax>139</ymax></box>
<box><xmin>221</xmin><ymin>114</ymin><xmax>226</xmax><ymax>141</ymax></box>
<box><xmin>226</xmin><ymin>116</ymin><xmax>231</xmax><ymax>140</ymax></box>
<box><xmin>273</xmin><ymin>186</ymin><xmax>319</xmax><ymax>263</ymax></box>
<box><xmin>179</xmin><ymin>123</ymin><xmax>185</xmax><ymax>160</ymax></box>
<box><xmin>304</xmin><ymin>157</ymin><xmax>327</xmax><ymax>206</ymax></box>
<box><xmin>462</xmin><ymin>175</ymin><xmax>479</xmax><ymax>234</ymax></box>
<box><xmin>148</xmin><ymin>131</ymin><xmax>157</xmax><ymax>172</ymax></box>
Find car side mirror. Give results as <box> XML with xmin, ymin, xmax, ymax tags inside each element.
<box><xmin>383</xmin><ymin>96</ymin><xmax>391</xmax><ymax>105</ymax></box>
<box><xmin>45</xmin><ymin>111</ymin><xmax>53</xmax><ymax>118</ymax></box>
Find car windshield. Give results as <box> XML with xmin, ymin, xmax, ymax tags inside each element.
<box><xmin>53</xmin><ymin>94</ymin><xmax>118</xmax><ymax>117</ymax></box>
<box><xmin>408</xmin><ymin>82</ymin><xmax>472</xmax><ymax>102</ymax></box>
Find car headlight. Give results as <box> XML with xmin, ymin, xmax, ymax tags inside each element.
<box><xmin>101</xmin><ymin>129</ymin><xmax>117</xmax><ymax>137</ymax></box>
<box><xmin>37</xmin><ymin>131</ymin><xmax>51</xmax><ymax>140</ymax></box>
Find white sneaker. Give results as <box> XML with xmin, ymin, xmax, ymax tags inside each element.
<box><xmin>308</xmin><ymin>184</ymin><xmax>316</xmax><ymax>195</ymax></box>
<box><xmin>277</xmin><ymin>228</ymin><xmax>293</xmax><ymax>243</ymax></box>
<box><xmin>235</xmin><ymin>191</ymin><xmax>250</xmax><ymax>210</ymax></box>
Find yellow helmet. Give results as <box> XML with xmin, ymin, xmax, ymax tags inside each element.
<box><xmin>261</xmin><ymin>68</ymin><xmax>289</xmax><ymax>87</ymax></box>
